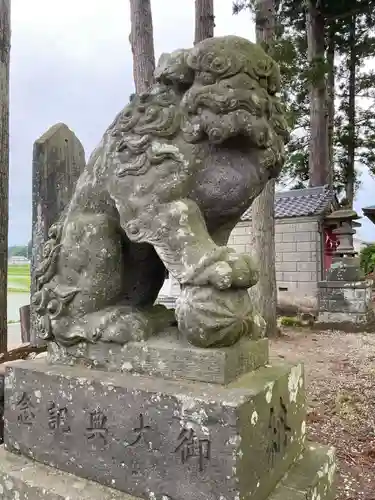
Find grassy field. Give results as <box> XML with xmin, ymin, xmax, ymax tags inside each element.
<box><xmin>8</xmin><ymin>264</ymin><xmax>30</xmax><ymax>293</ymax></box>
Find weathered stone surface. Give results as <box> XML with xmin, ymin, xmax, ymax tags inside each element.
<box><xmin>47</xmin><ymin>329</ymin><xmax>269</xmax><ymax>384</ymax></box>
<box><xmin>31</xmin><ymin>36</ymin><xmax>289</xmax><ymax>355</ymax></box>
<box><xmin>31</xmin><ymin>123</ymin><xmax>86</xmax><ymax>345</ymax></box>
<box><xmin>0</xmin><ymin>445</ymin><xmax>132</xmax><ymax>499</ymax></box>
<box><xmin>269</xmin><ymin>442</ymin><xmax>336</xmax><ymax>500</ymax></box>
<box><xmin>0</xmin><ymin>441</ymin><xmax>335</xmax><ymax>500</ymax></box>
<box><xmin>4</xmin><ymin>359</ymin><xmax>305</xmax><ymax>500</ymax></box>
<box><xmin>314</xmin><ymin>312</ymin><xmax>375</xmax><ymax>332</ymax></box>
<box><xmin>316</xmin><ymin>279</ymin><xmax>374</xmax><ymax>331</ymax></box>
<box><xmin>15</xmin><ymin>35</ymin><xmax>336</xmax><ymax>500</ymax></box>
<box><xmin>318</xmin><ymin>280</ymin><xmax>372</xmax><ymax>289</ymax></box>
<box><xmin>326</xmin><ymin>256</ymin><xmax>364</xmax><ymax>282</ymax></box>
<box><xmin>0</xmin><ymin>365</ymin><xmax>4</xmax><ymax>444</ymax></box>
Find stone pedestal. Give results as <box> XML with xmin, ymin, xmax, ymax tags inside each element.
<box><xmin>0</xmin><ymin>442</ymin><xmax>335</xmax><ymax>500</ymax></box>
<box><xmin>316</xmin><ymin>280</ymin><xmax>374</xmax><ymax>331</ymax></box>
<box><xmin>2</xmin><ymin>335</ymin><xmax>336</xmax><ymax>499</ymax></box>
<box><xmin>47</xmin><ymin>331</ymin><xmax>269</xmax><ymax>385</ymax></box>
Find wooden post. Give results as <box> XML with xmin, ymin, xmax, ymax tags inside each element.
<box><xmin>194</xmin><ymin>0</ymin><xmax>214</xmax><ymax>44</ymax></box>
<box><xmin>19</xmin><ymin>304</ymin><xmax>31</xmax><ymax>343</ymax></box>
<box><xmin>0</xmin><ymin>0</ymin><xmax>10</xmax><ymax>354</ymax></box>
<box><xmin>129</xmin><ymin>0</ymin><xmax>155</xmax><ymax>93</ymax></box>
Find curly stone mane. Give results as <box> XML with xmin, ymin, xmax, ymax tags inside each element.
<box><xmin>108</xmin><ymin>35</ymin><xmax>289</xmax><ymax>181</ymax></box>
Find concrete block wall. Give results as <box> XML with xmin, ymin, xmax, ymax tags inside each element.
<box><xmin>227</xmin><ymin>221</ymin><xmax>252</xmax><ymax>255</ymax></box>
<box><xmin>228</xmin><ymin>217</ymin><xmax>322</xmax><ymax>297</ymax></box>
<box><xmin>275</xmin><ymin>217</ymin><xmax>322</xmax><ymax>297</ymax></box>
<box><xmin>159</xmin><ymin>275</ymin><xmax>180</xmax><ymax>298</ymax></box>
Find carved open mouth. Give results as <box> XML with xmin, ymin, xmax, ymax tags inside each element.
<box><xmin>162</xmin><ymin>78</ymin><xmax>191</xmax><ymax>95</ymax></box>
<box><xmin>220</xmin><ymin>135</ymin><xmax>251</xmax><ymax>151</ymax></box>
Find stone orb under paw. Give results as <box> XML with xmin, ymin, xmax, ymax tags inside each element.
<box><xmin>175</xmin><ymin>285</ymin><xmax>257</xmax><ymax>348</ymax></box>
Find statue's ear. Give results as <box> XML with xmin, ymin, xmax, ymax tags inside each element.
<box><xmin>155</xmin><ymin>50</ymin><xmax>194</xmax><ymax>85</ymax></box>
<box><xmin>157</xmin><ymin>52</ymin><xmax>171</xmax><ymax>68</ymax></box>
<box><xmin>154</xmin><ymin>53</ymin><xmax>171</xmax><ymax>81</ymax></box>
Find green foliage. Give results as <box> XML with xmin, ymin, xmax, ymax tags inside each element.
<box><xmin>8</xmin><ymin>245</ymin><xmax>28</xmax><ymax>258</ymax></box>
<box><xmin>233</xmin><ymin>0</ymin><xmax>310</xmax><ymax>187</ymax></box>
<box><xmin>359</xmin><ymin>244</ymin><xmax>375</xmax><ymax>275</ymax></box>
<box><xmin>233</xmin><ymin>0</ymin><xmax>375</xmax><ymax>199</ymax></box>
<box><xmin>332</xmin><ymin>8</ymin><xmax>375</xmax><ymax>203</ymax></box>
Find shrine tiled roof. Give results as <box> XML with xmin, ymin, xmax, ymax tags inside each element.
<box><xmin>363</xmin><ymin>205</ymin><xmax>375</xmax><ymax>225</ymax></box>
<box><xmin>241</xmin><ymin>185</ymin><xmax>337</xmax><ymax>221</ymax></box>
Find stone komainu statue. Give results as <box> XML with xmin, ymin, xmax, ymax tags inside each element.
<box><xmin>32</xmin><ymin>36</ymin><xmax>289</xmax><ymax>351</ymax></box>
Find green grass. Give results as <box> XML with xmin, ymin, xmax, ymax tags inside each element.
<box><xmin>9</xmin><ymin>276</ymin><xmax>30</xmax><ymax>285</ymax></box>
<box><xmin>279</xmin><ymin>316</ymin><xmax>304</xmax><ymax>327</ymax></box>
<box><xmin>8</xmin><ymin>264</ymin><xmax>31</xmax><ymax>293</ymax></box>
<box><xmin>8</xmin><ymin>264</ymin><xmax>30</xmax><ymax>276</ymax></box>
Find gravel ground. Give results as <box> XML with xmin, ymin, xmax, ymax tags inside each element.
<box><xmin>270</xmin><ymin>328</ymin><xmax>375</xmax><ymax>500</ymax></box>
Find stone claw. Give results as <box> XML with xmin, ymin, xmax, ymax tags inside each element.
<box><xmin>208</xmin><ymin>261</ymin><xmax>233</xmax><ymax>290</ymax></box>
<box><xmin>227</xmin><ymin>253</ymin><xmax>259</xmax><ymax>289</ymax></box>
<box><xmin>192</xmin><ymin>253</ymin><xmax>259</xmax><ymax>291</ymax></box>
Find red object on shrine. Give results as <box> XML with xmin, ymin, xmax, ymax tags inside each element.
<box><xmin>323</xmin><ymin>227</ymin><xmax>338</xmax><ymax>273</ymax></box>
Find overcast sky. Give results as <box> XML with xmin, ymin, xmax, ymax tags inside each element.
<box><xmin>9</xmin><ymin>0</ymin><xmax>375</xmax><ymax>246</ymax></box>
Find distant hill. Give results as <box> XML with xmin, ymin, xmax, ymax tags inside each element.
<box><xmin>8</xmin><ymin>242</ymin><xmax>31</xmax><ymax>259</ymax></box>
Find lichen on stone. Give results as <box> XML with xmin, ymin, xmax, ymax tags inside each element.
<box><xmin>288</xmin><ymin>363</ymin><xmax>303</xmax><ymax>403</ymax></box>
<box><xmin>31</xmin><ymin>35</ymin><xmax>290</xmax><ymax>359</ymax></box>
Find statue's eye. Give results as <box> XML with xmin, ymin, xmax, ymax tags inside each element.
<box><xmin>47</xmin><ymin>299</ymin><xmax>59</xmax><ymax>315</ymax></box>
<box><xmin>139</xmin><ymin>92</ymin><xmax>149</xmax><ymax>103</ymax></box>
<box><xmin>212</xmin><ymin>57</ymin><xmax>224</xmax><ymax>69</ymax></box>
<box><xmin>196</xmin><ymin>71</ymin><xmax>215</xmax><ymax>85</ymax></box>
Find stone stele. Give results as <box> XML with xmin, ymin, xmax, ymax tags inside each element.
<box><xmin>31</xmin><ymin>123</ymin><xmax>86</xmax><ymax>345</ymax></box>
<box><xmin>1</xmin><ymin>36</ymin><xmax>336</xmax><ymax>500</ymax></box>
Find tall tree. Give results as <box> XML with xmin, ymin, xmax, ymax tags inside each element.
<box><xmin>129</xmin><ymin>0</ymin><xmax>155</xmax><ymax>93</ymax></box>
<box><xmin>333</xmin><ymin>4</ymin><xmax>375</xmax><ymax>206</ymax></box>
<box><xmin>194</xmin><ymin>0</ymin><xmax>215</xmax><ymax>44</ymax></box>
<box><xmin>273</xmin><ymin>15</ymin><xmax>310</xmax><ymax>188</ymax></box>
<box><xmin>326</xmin><ymin>21</ymin><xmax>336</xmax><ymax>176</ymax></box>
<box><xmin>0</xmin><ymin>0</ymin><xmax>10</xmax><ymax>354</ymax></box>
<box><xmin>306</xmin><ymin>0</ymin><xmax>330</xmax><ymax>187</ymax></box>
<box><xmin>252</xmin><ymin>0</ymin><xmax>278</xmax><ymax>337</ymax></box>
<box><xmin>234</xmin><ymin>0</ymin><xmax>279</xmax><ymax>337</ymax></box>
<box><xmin>344</xmin><ymin>14</ymin><xmax>356</xmax><ymax>206</ymax></box>
<box><xmin>258</xmin><ymin>0</ymin><xmax>375</xmax><ymax>203</ymax></box>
